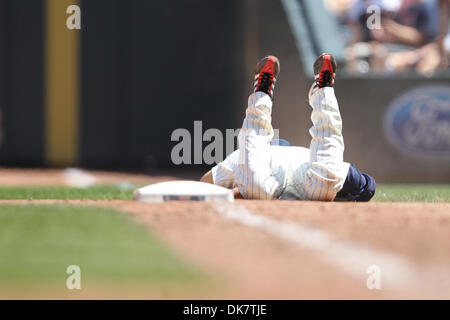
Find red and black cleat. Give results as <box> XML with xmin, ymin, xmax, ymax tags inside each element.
<box><xmin>254</xmin><ymin>55</ymin><xmax>280</xmax><ymax>100</ymax></box>
<box><xmin>313</xmin><ymin>53</ymin><xmax>337</xmax><ymax>88</ymax></box>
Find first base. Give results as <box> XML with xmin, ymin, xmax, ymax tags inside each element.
<box><xmin>133</xmin><ymin>180</ymin><xmax>234</xmax><ymax>203</ymax></box>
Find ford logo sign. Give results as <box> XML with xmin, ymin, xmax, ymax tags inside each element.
<box><xmin>383</xmin><ymin>85</ymin><xmax>450</xmax><ymax>159</ymax></box>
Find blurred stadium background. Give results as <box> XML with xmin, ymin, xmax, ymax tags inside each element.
<box><xmin>0</xmin><ymin>0</ymin><xmax>449</xmax><ymax>301</ymax></box>
<box><xmin>0</xmin><ymin>0</ymin><xmax>448</xmax><ymax>182</ymax></box>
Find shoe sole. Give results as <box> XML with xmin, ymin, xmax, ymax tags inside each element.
<box><xmin>255</xmin><ymin>55</ymin><xmax>280</xmax><ymax>78</ymax></box>
<box><xmin>313</xmin><ymin>53</ymin><xmax>336</xmax><ymax>77</ymax></box>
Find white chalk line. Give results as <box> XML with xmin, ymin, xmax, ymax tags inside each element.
<box><xmin>212</xmin><ymin>203</ymin><xmax>450</xmax><ymax>298</ymax></box>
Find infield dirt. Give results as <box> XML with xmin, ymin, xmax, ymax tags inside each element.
<box><xmin>0</xmin><ymin>169</ymin><xmax>449</xmax><ymax>299</ymax></box>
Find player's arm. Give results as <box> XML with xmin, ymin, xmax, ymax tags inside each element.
<box><xmin>200</xmin><ymin>169</ymin><xmax>243</xmax><ymax>199</ymax></box>
<box><xmin>200</xmin><ymin>170</ymin><xmax>214</xmax><ymax>184</ymax></box>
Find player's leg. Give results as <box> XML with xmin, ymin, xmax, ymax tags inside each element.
<box><xmin>300</xmin><ymin>54</ymin><xmax>350</xmax><ymax>201</ymax></box>
<box><xmin>235</xmin><ymin>56</ymin><xmax>282</xmax><ymax>199</ymax></box>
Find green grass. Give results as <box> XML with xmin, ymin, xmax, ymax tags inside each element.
<box><xmin>0</xmin><ymin>204</ymin><xmax>201</xmax><ymax>289</ymax></box>
<box><xmin>0</xmin><ymin>185</ymin><xmax>135</xmax><ymax>200</ymax></box>
<box><xmin>0</xmin><ymin>183</ymin><xmax>446</xmax><ymax>296</ymax></box>
<box><xmin>373</xmin><ymin>184</ymin><xmax>450</xmax><ymax>202</ymax></box>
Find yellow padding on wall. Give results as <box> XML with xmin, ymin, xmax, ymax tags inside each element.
<box><xmin>45</xmin><ymin>0</ymin><xmax>80</xmax><ymax>166</ymax></box>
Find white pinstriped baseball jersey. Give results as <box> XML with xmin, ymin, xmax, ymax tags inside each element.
<box><xmin>211</xmin><ymin>87</ymin><xmax>350</xmax><ymax>201</ymax></box>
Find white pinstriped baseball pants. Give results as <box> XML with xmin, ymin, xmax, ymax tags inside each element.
<box><xmin>235</xmin><ymin>87</ymin><xmax>349</xmax><ymax>200</ymax></box>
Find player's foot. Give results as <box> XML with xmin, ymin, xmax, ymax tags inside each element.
<box><xmin>313</xmin><ymin>53</ymin><xmax>337</xmax><ymax>88</ymax></box>
<box><xmin>254</xmin><ymin>55</ymin><xmax>280</xmax><ymax>100</ymax></box>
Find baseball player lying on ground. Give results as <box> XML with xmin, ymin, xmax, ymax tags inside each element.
<box><xmin>200</xmin><ymin>53</ymin><xmax>376</xmax><ymax>201</ymax></box>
